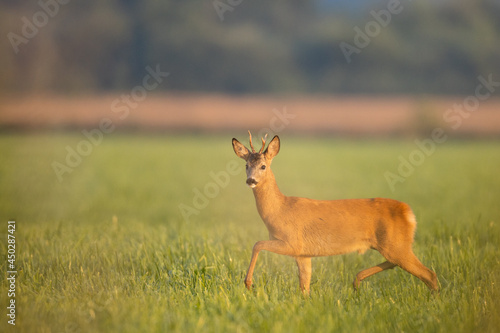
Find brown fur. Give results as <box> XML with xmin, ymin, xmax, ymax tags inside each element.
<box><xmin>232</xmin><ymin>133</ymin><xmax>438</xmax><ymax>294</ymax></box>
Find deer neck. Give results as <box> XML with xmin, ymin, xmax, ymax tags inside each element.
<box><xmin>252</xmin><ymin>169</ymin><xmax>285</xmax><ymax>221</ymax></box>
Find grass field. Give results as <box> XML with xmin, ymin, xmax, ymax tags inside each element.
<box><xmin>1</xmin><ymin>133</ymin><xmax>499</xmax><ymax>332</ymax></box>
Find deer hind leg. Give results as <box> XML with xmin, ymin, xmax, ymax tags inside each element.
<box><xmin>393</xmin><ymin>252</ymin><xmax>439</xmax><ymax>291</ymax></box>
<box><xmin>353</xmin><ymin>261</ymin><xmax>396</xmax><ymax>290</ymax></box>
<box><xmin>245</xmin><ymin>240</ymin><xmax>295</xmax><ymax>290</ymax></box>
<box><xmin>295</xmin><ymin>257</ymin><xmax>312</xmax><ymax>295</ymax></box>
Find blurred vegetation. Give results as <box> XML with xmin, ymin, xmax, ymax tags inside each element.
<box><xmin>0</xmin><ymin>0</ymin><xmax>499</xmax><ymax>95</ymax></box>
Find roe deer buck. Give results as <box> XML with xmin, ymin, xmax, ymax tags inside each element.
<box><xmin>232</xmin><ymin>131</ymin><xmax>438</xmax><ymax>294</ymax></box>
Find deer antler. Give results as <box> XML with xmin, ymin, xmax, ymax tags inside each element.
<box><xmin>248</xmin><ymin>130</ymin><xmax>256</xmax><ymax>153</ymax></box>
<box><xmin>259</xmin><ymin>134</ymin><xmax>268</xmax><ymax>154</ymax></box>
<box><xmin>248</xmin><ymin>131</ymin><xmax>268</xmax><ymax>154</ymax></box>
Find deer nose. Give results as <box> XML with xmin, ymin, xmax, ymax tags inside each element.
<box><xmin>246</xmin><ymin>178</ymin><xmax>258</xmax><ymax>187</ymax></box>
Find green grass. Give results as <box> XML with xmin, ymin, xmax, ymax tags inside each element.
<box><xmin>1</xmin><ymin>133</ymin><xmax>499</xmax><ymax>332</ymax></box>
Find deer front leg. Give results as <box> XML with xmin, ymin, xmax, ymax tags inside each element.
<box><xmin>245</xmin><ymin>239</ymin><xmax>295</xmax><ymax>290</ymax></box>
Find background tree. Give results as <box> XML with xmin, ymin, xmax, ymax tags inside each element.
<box><xmin>1</xmin><ymin>0</ymin><xmax>499</xmax><ymax>95</ymax></box>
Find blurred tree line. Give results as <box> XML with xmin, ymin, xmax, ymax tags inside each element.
<box><xmin>0</xmin><ymin>0</ymin><xmax>499</xmax><ymax>95</ymax></box>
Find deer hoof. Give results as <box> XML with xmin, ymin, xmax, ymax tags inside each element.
<box><xmin>244</xmin><ymin>280</ymin><xmax>253</xmax><ymax>290</ymax></box>
<box><xmin>353</xmin><ymin>279</ymin><xmax>360</xmax><ymax>291</ymax></box>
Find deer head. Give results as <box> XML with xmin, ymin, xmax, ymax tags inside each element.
<box><xmin>232</xmin><ymin>131</ymin><xmax>280</xmax><ymax>188</ymax></box>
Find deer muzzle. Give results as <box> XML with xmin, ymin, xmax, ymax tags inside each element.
<box><xmin>246</xmin><ymin>178</ymin><xmax>258</xmax><ymax>188</ymax></box>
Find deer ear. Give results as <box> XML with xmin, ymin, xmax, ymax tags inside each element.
<box><xmin>264</xmin><ymin>135</ymin><xmax>280</xmax><ymax>160</ymax></box>
<box><xmin>232</xmin><ymin>138</ymin><xmax>250</xmax><ymax>160</ymax></box>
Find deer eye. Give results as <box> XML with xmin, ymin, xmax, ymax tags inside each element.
<box><xmin>246</xmin><ymin>164</ymin><xmax>248</xmax><ymax>169</ymax></box>
<box><xmin>261</xmin><ymin>165</ymin><xmax>266</xmax><ymax>170</ymax></box>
